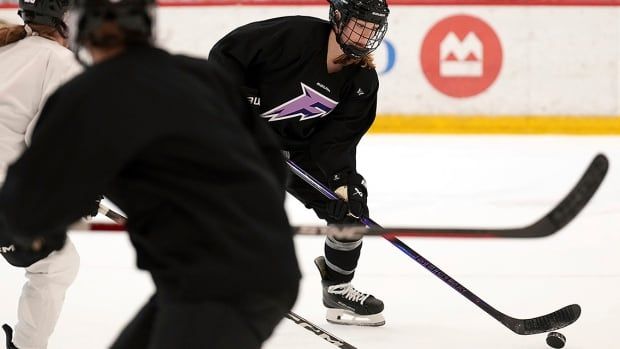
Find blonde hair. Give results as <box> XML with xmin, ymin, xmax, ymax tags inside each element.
<box><xmin>333</xmin><ymin>53</ymin><xmax>376</xmax><ymax>70</ymax></box>
<box><xmin>0</xmin><ymin>23</ymin><xmax>59</xmax><ymax>48</ymax></box>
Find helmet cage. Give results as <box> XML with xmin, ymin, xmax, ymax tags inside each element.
<box><xmin>329</xmin><ymin>0</ymin><xmax>389</xmax><ymax>58</ymax></box>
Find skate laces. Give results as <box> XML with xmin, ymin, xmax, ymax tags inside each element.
<box><xmin>327</xmin><ymin>283</ymin><xmax>370</xmax><ymax>304</ymax></box>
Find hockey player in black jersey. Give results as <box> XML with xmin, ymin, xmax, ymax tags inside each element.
<box><xmin>209</xmin><ymin>0</ymin><xmax>389</xmax><ymax>326</ymax></box>
<box><xmin>0</xmin><ymin>0</ymin><xmax>300</xmax><ymax>348</ymax></box>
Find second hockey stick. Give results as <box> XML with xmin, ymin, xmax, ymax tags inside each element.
<box><xmin>75</xmin><ymin>154</ymin><xmax>608</xmax><ymax>238</ymax></box>
<box><xmin>285</xmin><ymin>158</ymin><xmax>589</xmax><ymax>335</ymax></box>
<box><xmin>287</xmin><ymin>154</ymin><xmax>607</xmax><ymax>238</ymax></box>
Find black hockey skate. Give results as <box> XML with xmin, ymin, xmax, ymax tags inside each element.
<box><xmin>2</xmin><ymin>325</ymin><xmax>18</xmax><ymax>349</ymax></box>
<box><xmin>314</xmin><ymin>256</ymin><xmax>385</xmax><ymax>326</ymax></box>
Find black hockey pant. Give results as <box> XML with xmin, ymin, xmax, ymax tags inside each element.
<box><xmin>110</xmin><ymin>288</ymin><xmax>297</xmax><ymax>349</ymax></box>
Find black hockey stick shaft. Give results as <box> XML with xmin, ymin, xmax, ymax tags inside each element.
<box><xmin>287</xmin><ymin>154</ymin><xmax>607</xmax><ymax>238</ymax></box>
<box><xmin>85</xmin><ymin>153</ymin><xmax>607</xmax><ymax>236</ymax></box>
<box><xmin>286</xmin><ymin>158</ymin><xmax>584</xmax><ymax>335</ymax></box>
<box><xmin>96</xmin><ymin>205</ymin><xmax>357</xmax><ymax>348</ymax></box>
<box><xmin>77</xmin><ymin>154</ymin><xmax>608</xmax><ymax>237</ymax></box>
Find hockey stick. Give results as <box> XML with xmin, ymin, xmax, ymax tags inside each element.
<box><xmin>96</xmin><ymin>205</ymin><xmax>127</xmax><ymax>225</ymax></box>
<box><xmin>285</xmin><ymin>157</ymin><xmax>593</xmax><ymax>335</ymax></box>
<box><xmin>95</xmin><ymin>204</ymin><xmax>357</xmax><ymax>349</ymax></box>
<box><xmin>284</xmin><ymin>312</ymin><xmax>357</xmax><ymax>349</ymax></box>
<box><xmin>287</xmin><ymin>154</ymin><xmax>607</xmax><ymax>238</ymax></box>
<box><xmin>77</xmin><ymin>154</ymin><xmax>607</xmax><ymax>239</ymax></box>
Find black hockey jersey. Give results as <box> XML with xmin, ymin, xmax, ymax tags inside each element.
<box><xmin>209</xmin><ymin>16</ymin><xmax>379</xmax><ymax>188</ymax></box>
<box><xmin>0</xmin><ymin>46</ymin><xmax>300</xmax><ymax>300</ymax></box>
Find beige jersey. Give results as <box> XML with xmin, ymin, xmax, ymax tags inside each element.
<box><xmin>0</xmin><ymin>35</ymin><xmax>81</xmax><ymax>182</ymax></box>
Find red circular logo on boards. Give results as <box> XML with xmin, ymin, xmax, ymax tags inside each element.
<box><xmin>421</xmin><ymin>15</ymin><xmax>503</xmax><ymax>98</ymax></box>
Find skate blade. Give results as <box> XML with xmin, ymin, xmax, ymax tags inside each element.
<box><xmin>326</xmin><ymin>308</ymin><xmax>385</xmax><ymax>327</ymax></box>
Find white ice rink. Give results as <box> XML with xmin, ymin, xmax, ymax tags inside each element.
<box><xmin>1</xmin><ymin>135</ymin><xmax>619</xmax><ymax>349</ymax></box>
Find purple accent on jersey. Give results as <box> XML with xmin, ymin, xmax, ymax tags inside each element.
<box><xmin>261</xmin><ymin>83</ymin><xmax>338</xmax><ymax>122</ymax></box>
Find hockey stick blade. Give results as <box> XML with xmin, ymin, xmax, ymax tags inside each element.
<box><xmin>514</xmin><ymin>153</ymin><xmax>608</xmax><ymax>237</ymax></box>
<box><xmin>383</xmin><ymin>154</ymin><xmax>608</xmax><ymax>238</ymax></box>
<box><xmin>386</xmin><ymin>235</ymin><xmax>581</xmax><ymax>335</ymax></box>
<box><xmin>502</xmin><ymin>304</ymin><xmax>581</xmax><ymax>335</ymax></box>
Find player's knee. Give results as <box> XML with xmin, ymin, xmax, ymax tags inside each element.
<box><xmin>54</xmin><ymin>241</ymin><xmax>80</xmax><ymax>285</ymax></box>
<box><xmin>25</xmin><ymin>240</ymin><xmax>80</xmax><ymax>286</ymax></box>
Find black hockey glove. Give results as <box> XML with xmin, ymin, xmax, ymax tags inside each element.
<box><xmin>343</xmin><ymin>173</ymin><xmax>368</xmax><ymax>219</ymax></box>
<box><xmin>326</xmin><ymin>200</ymin><xmax>348</xmax><ymax>221</ymax></box>
<box><xmin>325</xmin><ymin>173</ymin><xmax>368</xmax><ymax>222</ymax></box>
<box><xmin>85</xmin><ymin>195</ymin><xmax>103</xmax><ymax>219</ymax></box>
<box><xmin>1</xmin><ymin>215</ymin><xmax>66</xmax><ymax>266</ymax></box>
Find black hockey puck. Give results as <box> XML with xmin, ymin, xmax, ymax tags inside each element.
<box><xmin>546</xmin><ymin>332</ymin><xmax>566</xmax><ymax>348</ymax></box>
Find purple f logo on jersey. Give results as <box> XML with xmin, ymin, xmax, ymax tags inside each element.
<box><xmin>261</xmin><ymin>83</ymin><xmax>338</xmax><ymax>122</ymax></box>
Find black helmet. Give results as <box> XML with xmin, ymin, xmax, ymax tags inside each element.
<box><xmin>328</xmin><ymin>0</ymin><xmax>389</xmax><ymax>58</ymax></box>
<box><xmin>18</xmin><ymin>0</ymin><xmax>70</xmax><ymax>35</ymax></box>
<box><xmin>70</xmin><ymin>0</ymin><xmax>155</xmax><ymax>48</ymax></box>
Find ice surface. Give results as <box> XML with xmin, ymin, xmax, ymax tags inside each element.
<box><xmin>1</xmin><ymin>135</ymin><xmax>618</xmax><ymax>348</ymax></box>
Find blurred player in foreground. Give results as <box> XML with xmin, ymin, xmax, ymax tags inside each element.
<box><xmin>0</xmin><ymin>0</ymin><xmax>300</xmax><ymax>347</ymax></box>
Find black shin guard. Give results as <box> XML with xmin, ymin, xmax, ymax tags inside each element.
<box><xmin>323</xmin><ymin>235</ymin><xmax>362</xmax><ymax>283</ymax></box>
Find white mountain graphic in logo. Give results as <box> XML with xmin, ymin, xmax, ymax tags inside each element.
<box><xmin>440</xmin><ymin>32</ymin><xmax>483</xmax><ymax>77</ymax></box>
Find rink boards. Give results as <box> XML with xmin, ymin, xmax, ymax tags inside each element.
<box><xmin>1</xmin><ymin>1</ymin><xmax>619</xmax><ymax>133</ymax></box>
